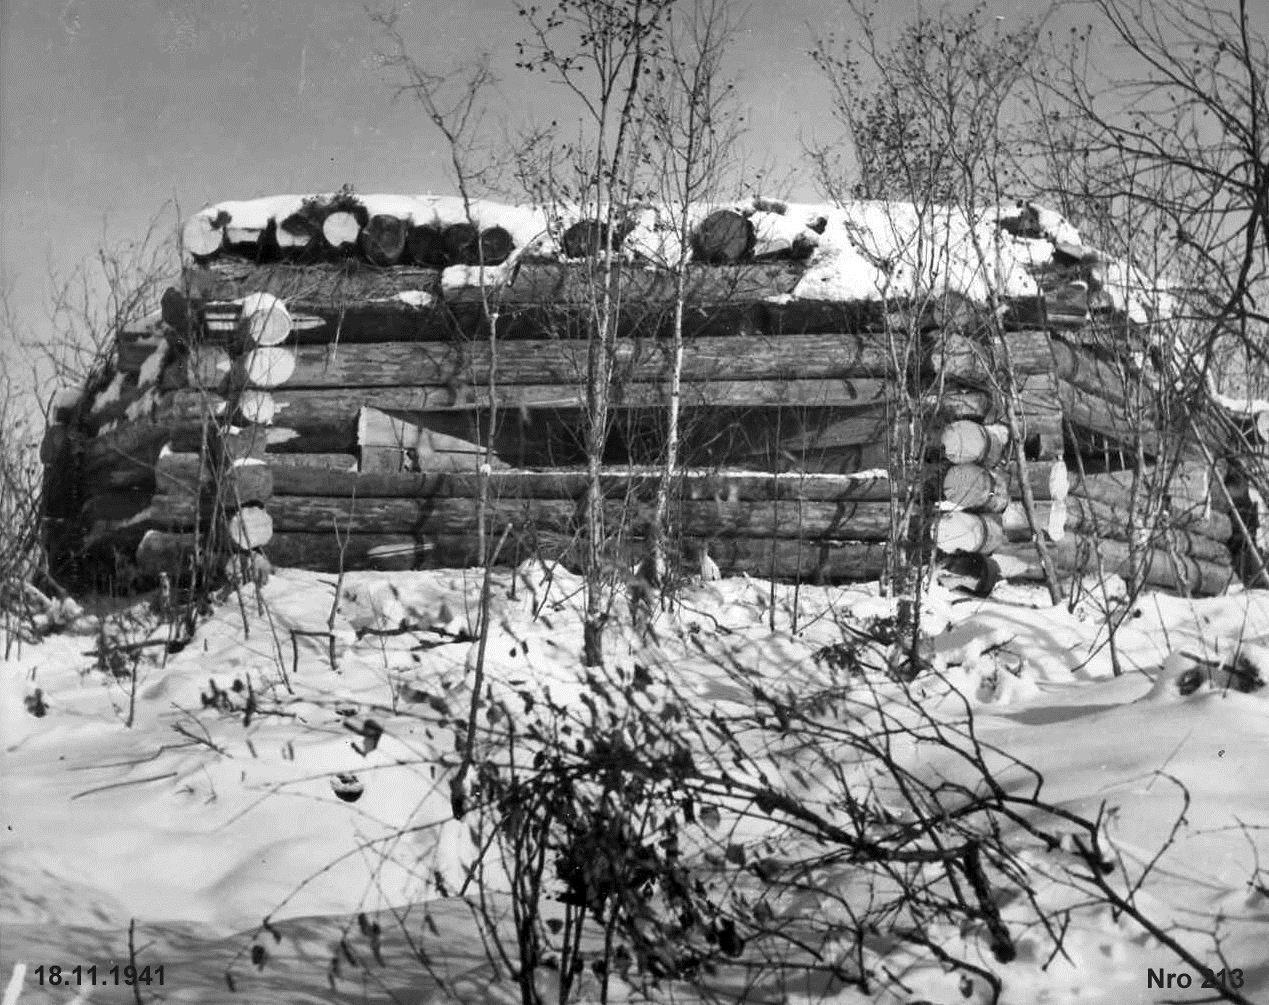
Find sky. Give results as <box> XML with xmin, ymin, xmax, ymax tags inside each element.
<box><xmin>0</xmin><ymin>0</ymin><xmax>1058</xmax><ymax>374</ymax></box>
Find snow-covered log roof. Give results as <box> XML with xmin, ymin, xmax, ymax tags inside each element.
<box><xmin>182</xmin><ymin>192</ymin><xmax>1177</xmax><ymax>325</ymax></box>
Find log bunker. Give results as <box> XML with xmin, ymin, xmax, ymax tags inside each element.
<box><xmin>40</xmin><ymin>191</ymin><xmax>1269</xmax><ymax>596</ymax></box>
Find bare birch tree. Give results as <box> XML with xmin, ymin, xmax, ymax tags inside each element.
<box><xmin>639</xmin><ymin>0</ymin><xmax>742</xmax><ymax>593</ymax></box>
<box><xmin>515</xmin><ymin>0</ymin><xmax>675</xmax><ymax>666</ymax></box>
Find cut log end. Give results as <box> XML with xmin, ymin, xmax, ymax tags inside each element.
<box><xmin>936</xmin><ymin>512</ymin><xmax>1004</xmax><ymax>555</ymax></box>
<box><xmin>234</xmin><ymin>346</ymin><xmax>297</xmax><ymax>390</ymax></box>
<box><xmin>182</xmin><ymin>214</ymin><xmax>224</xmax><ymax>258</ymax></box>
<box><xmin>405</xmin><ymin>224</ymin><xmax>446</xmax><ymax>267</ymax></box>
<box><xmin>562</xmin><ymin>220</ymin><xmax>615</xmax><ymax>258</ymax></box>
<box><xmin>235</xmin><ymin>390</ymin><xmax>277</xmax><ymax>426</ymax></box>
<box><xmin>479</xmin><ymin>226</ymin><xmax>515</xmax><ymax>265</ymax></box>
<box><xmin>693</xmin><ymin>210</ymin><xmax>754</xmax><ymax>264</ymax></box>
<box><xmin>359</xmin><ymin>214</ymin><xmax>408</xmax><ymax>267</ymax></box>
<box><xmin>941</xmin><ymin>420</ymin><xmax>1010</xmax><ymax>466</ymax></box>
<box><xmin>239</xmin><ymin>291</ymin><xmax>292</xmax><ymax>347</ymax></box>
<box><xmin>226</xmin><ymin>505</ymin><xmax>274</xmax><ymax>551</ymax></box>
<box><xmin>322</xmin><ymin>211</ymin><xmax>361</xmax><ymax>251</ymax></box>
<box><xmin>943</xmin><ymin>464</ymin><xmax>1009</xmax><ymax>512</ymax></box>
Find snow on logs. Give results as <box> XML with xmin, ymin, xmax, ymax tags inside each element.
<box><xmin>180</xmin><ymin>195</ymin><xmax>827</xmax><ymax>270</ymax></box>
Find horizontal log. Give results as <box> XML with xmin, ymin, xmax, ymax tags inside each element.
<box><xmin>84</xmin><ymin>424</ymin><xmax>170</xmax><ymax>480</ymax></box>
<box><xmin>190</xmin><ymin>346</ymin><xmax>297</xmax><ymax>390</ymax></box>
<box><xmin>1048</xmin><ymin>338</ymin><xmax>1142</xmax><ymax>408</ymax></box>
<box><xmin>1057</xmin><ymin>378</ymin><xmax>1163</xmax><ymax>450</ymax></box>
<box><xmin>183</xmin><ymin>332</ymin><xmax>902</xmax><ymax>391</ymax></box>
<box><xmin>182</xmin><ymin>264</ymin><xmax>897</xmax><ymax>343</ymax></box>
<box><xmin>166</xmin><ymin>379</ymin><xmax>893</xmax><ymax>426</ymax></box>
<box><xmin>144</xmin><ymin>528</ymin><xmax>892</xmax><ymax>582</ymax></box>
<box><xmin>185</xmin><ymin>261</ymin><xmax>442</xmax><ymax>305</ymax></box>
<box><xmin>742</xmin><ymin>392</ymin><xmax>996</xmax><ymax>460</ymax></box>
<box><xmin>1012</xmin><ymin>370</ymin><xmax>1064</xmax><ymax>414</ymax></box>
<box><xmin>160</xmin><ymin>399</ymin><xmax>912</xmax><ymax>466</ymax></box>
<box><xmin>137</xmin><ymin>529</ymin><xmax>198</xmax><ymax>577</ymax></box>
<box><xmin>102</xmin><ymin>446</ymin><xmax>356</xmax><ymax>495</ymax></box>
<box><xmin>155</xmin><ymin>455</ymin><xmax>274</xmax><ymax>504</ymax></box>
<box><xmin>1065</xmin><ymin>495</ymin><xmax>1232</xmax><ymax>552</ymax></box>
<box><xmin>1071</xmin><ymin>462</ymin><xmax>1224</xmax><ymax>515</ymax></box>
<box><xmin>930</xmin><ymin>330</ymin><xmax>1054</xmax><ymax>387</ymax></box>
<box><xmin>148</xmin><ymin>491</ymin><xmax>908</xmax><ymax>542</ymax></box>
<box><xmin>83</xmin><ymin>489</ymin><xmax>153</xmax><ymax>525</ymax></box>
<box><xmin>992</xmin><ymin>537</ymin><xmax>1232</xmax><ymax>596</ymax></box>
<box><xmin>440</xmin><ymin>261</ymin><xmax>804</xmax><ymax>307</ymax></box>
<box><xmin>154</xmin><ymin>463</ymin><xmax>897</xmax><ymax>504</ymax></box>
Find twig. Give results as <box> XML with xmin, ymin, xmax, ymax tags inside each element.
<box><xmin>71</xmin><ymin>771</ymin><xmax>178</xmax><ymax>800</ymax></box>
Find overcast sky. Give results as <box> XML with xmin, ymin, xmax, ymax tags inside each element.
<box><xmin>0</xmin><ymin>0</ymin><xmax>1052</xmax><ymax>376</ymax></box>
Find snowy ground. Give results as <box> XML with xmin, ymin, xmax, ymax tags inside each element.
<box><xmin>2</xmin><ymin>564</ymin><xmax>1268</xmax><ymax>1004</ymax></box>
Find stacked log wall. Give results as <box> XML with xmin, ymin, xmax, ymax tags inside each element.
<box><xmin>46</xmin><ymin>201</ymin><xmax>1249</xmax><ymax>596</ymax></box>
<box><xmin>930</xmin><ymin>323</ymin><xmax>1236</xmax><ymax>594</ymax></box>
